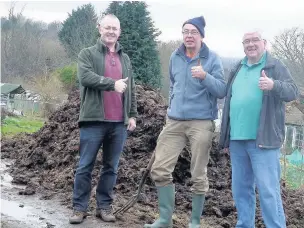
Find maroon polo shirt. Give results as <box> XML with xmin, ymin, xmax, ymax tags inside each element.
<box><xmin>103</xmin><ymin>51</ymin><xmax>123</xmax><ymax>121</ymax></box>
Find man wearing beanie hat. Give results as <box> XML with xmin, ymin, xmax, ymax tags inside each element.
<box><xmin>144</xmin><ymin>16</ymin><xmax>226</xmax><ymax>228</ymax></box>
<box><xmin>183</xmin><ymin>16</ymin><xmax>206</xmax><ymax>37</ymax></box>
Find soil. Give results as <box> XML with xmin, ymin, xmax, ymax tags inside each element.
<box><xmin>1</xmin><ymin>84</ymin><xmax>304</xmax><ymax>228</ymax></box>
<box><xmin>1</xmin><ymin>159</ymin><xmax>119</xmax><ymax>228</ymax></box>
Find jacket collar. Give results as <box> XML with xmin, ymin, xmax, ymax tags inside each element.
<box><xmin>96</xmin><ymin>38</ymin><xmax>122</xmax><ymax>54</ymax></box>
<box><xmin>234</xmin><ymin>51</ymin><xmax>276</xmax><ymax>72</ymax></box>
<box><xmin>264</xmin><ymin>51</ymin><xmax>276</xmax><ymax>68</ymax></box>
<box><xmin>177</xmin><ymin>42</ymin><xmax>209</xmax><ymax>58</ymax></box>
<box><xmin>241</xmin><ymin>51</ymin><xmax>266</xmax><ymax>66</ymax></box>
<box><xmin>241</xmin><ymin>51</ymin><xmax>276</xmax><ymax>68</ymax></box>
<box><xmin>230</xmin><ymin>51</ymin><xmax>277</xmax><ymax>85</ymax></box>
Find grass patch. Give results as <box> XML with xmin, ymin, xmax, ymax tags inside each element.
<box><xmin>282</xmin><ymin>165</ymin><xmax>304</xmax><ymax>189</ymax></box>
<box><xmin>281</xmin><ymin>158</ymin><xmax>304</xmax><ymax>189</ymax></box>
<box><xmin>1</xmin><ymin>116</ymin><xmax>44</xmax><ymax>137</ymax></box>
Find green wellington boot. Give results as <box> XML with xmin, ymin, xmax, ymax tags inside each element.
<box><xmin>144</xmin><ymin>184</ymin><xmax>175</xmax><ymax>228</ymax></box>
<box><xmin>189</xmin><ymin>194</ymin><xmax>205</xmax><ymax>228</ymax></box>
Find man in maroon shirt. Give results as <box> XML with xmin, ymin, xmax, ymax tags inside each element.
<box><xmin>69</xmin><ymin>14</ymin><xmax>137</xmax><ymax>224</ymax></box>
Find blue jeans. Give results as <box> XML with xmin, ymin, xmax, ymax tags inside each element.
<box><xmin>72</xmin><ymin>122</ymin><xmax>127</xmax><ymax>211</ymax></box>
<box><xmin>230</xmin><ymin>140</ymin><xmax>286</xmax><ymax>228</ymax></box>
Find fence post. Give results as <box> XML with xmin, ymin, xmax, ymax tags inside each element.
<box><xmin>283</xmin><ymin>150</ymin><xmax>287</xmax><ymax>181</ymax></box>
<box><xmin>301</xmin><ymin>153</ymin><xmax>304</xmax><ymax>186</ymax></box>
<box><xmin>31</xmin><ymin>101</ymin><xmax>34</xmax><ymax>116</ymax></box>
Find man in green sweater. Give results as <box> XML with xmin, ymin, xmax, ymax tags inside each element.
<box><xmin>69</xmin><ymin>14</ymin><xmax>137</xmax><ymax>224</ymax></box>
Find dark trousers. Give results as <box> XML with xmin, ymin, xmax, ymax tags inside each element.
<box><xmin>72</xmin><ymin>122</ymin><xmax>127</xmax><ymax>211</ymax></box>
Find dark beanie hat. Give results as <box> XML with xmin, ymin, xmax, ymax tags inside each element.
<box><xmin>183</xmin><ymin>16</ymin><xmax>206</xmax><ymax>37</ymax></box>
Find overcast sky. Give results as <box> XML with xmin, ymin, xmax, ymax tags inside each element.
<box><xmin>1</xmin><ymin>0</ymin><xmax>303</xmax><ymax>57</ymax></box>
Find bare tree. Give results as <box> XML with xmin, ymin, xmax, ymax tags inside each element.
<box><xmin>28</xmin><ymin>58</ymin><xmax>66</xmax><ymax>117</ymax></box>
<box><xmin>272</xmin><ymin>28</ymin><xmax>304</xmax><ymax>114</ymax></box>
<box><xmin>157</xmin><ymin>40</ymin><xmax>181</xmax><ymax>100</ymax></box>
<box><xmin>1</xmin><ymin>3</ymin><xmax>69</xmax><ymax>82</ymax></box>
<box><xmin>272</xmin><ymin>27</ymin><xmax>304</xmax><ymax>92</ymax></box>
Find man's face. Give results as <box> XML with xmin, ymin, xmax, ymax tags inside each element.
<box><xmin>182</xmin><ymin>24</ymin><xmax>202</xmax><ymax>49</ymax></box>
<box><xmin>242</xmin><ymin>32</ymin><xmax>266</xmax><ymax>60</ymax></box>
<box><xmin>98</xmin><ymin>17</ymin><xmax>121</xmax><ymax>46</ymax></box>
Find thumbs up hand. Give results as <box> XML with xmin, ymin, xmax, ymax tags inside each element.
<box><xmin>191</xmin><ymin>59</ymin><xmax>207</xmax><ymax>80</ymax></box>
<box><xmin>115</xmin><ymin>77</ymin><xmax>128</xmax><ymax>93</ymax></box>
<box><xmin>259</xmin><ymin>70</ymin><xmax>274</xmax><ymax>90</ymax></box>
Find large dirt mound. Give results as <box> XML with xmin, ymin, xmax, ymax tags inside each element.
<box><xmin>2</xmin><ymin>85</ymin><xmax>304</xmax><ymax>228</ymax></box>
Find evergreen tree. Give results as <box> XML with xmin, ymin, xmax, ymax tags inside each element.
<box><xmin>105</xmin><ymin>1</ymin><xmax>162</xmax><ymax>89</ymax></box>
<box><xmin>59</xmin><ymin>4</ymin><xmax>98</xmax><ymax>60</ymax></box>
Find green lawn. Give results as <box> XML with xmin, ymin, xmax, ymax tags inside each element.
<box><xmin>1</xmin><ymin>116</ymin><xmax>44</xmax><ymax>137</ymax></box>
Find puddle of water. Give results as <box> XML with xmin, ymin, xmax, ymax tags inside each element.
<box><xmin>0</xmin><ymin>160</ymin><xmax>26</xmax><ymax>189</ymax></box>
<box><xmin>0</xmin><ymin>160</ymin><xmax>47</xmax><ymax>227</ymax></box>
<box><xmin>1</xmin><ymin>198</ymin><xmax>61</xmax><ymax>228</ymax></box>
<box><xmin>1</xmin><ymin>160</ymin><xmax>13</xmax><ymax>187</ymax></box>
<box><xmin>0</xmin><ymin>159</ymin><xmax>116</xmax><ymax>228</ymax></box>
<box><xmin>1</xmin><ymin>198</ymin><xmax>42</xmax><ymax>221</ymax></box>
<box><xmin>1</xmin><ymin>172</ymin><xmax>13</xmax><ymax>187</ymax></box>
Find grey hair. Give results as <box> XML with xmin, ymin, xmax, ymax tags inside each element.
<box><xmin>242</xmin><ymin>29</ymin><xmax>269</xmax><ymax>51</ymax></box>
<box><xmin>97</xmin><ymin>14</ymin><xmax>120</xmax><ymax>28</ymax></box>
<box><xmin>242</xmin><ymin>29</ymin><xmax>266</xmax><ymax>41</ymax></box>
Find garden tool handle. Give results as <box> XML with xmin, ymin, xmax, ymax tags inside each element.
<box><xmin>146</xmin><ymin>150</ymin><xmax>156</xmax><ymax>171</ymax></box>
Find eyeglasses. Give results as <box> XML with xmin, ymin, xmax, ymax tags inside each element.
<box><xmin>103</xmin><ymin>26</ymin><xmax>119</xmax><ymax>32</ymax></box>
<box><xmin>182</xmin><ymin>30</ymin><xmax>200</xmax><ymax>36</ymax></box>
<box><xmin>242</xmin><ymin>37</ymin><xmax>263</xmax><ymax>45</ymax></box>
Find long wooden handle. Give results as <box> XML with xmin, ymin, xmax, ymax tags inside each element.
<box><xmin>146</xmin><ymin>151</ymin><xmax>156</xmax><ymax>171</ymax></box>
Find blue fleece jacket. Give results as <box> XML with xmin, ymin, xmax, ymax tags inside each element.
<box><xmin>167</xmin><ymin>43</ymin><xmax>226</xmax><ymax>120</ymax></box>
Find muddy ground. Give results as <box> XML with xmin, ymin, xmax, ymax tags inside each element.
<box><xmin>1</xmin><ymin>159</ymin><xmax>120</xmax><ymax>228</ymax></box>
<box><xmin>1</xmin><ymin>85</ymin><xmax>304</xmax><ymax>227</ymax></box>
